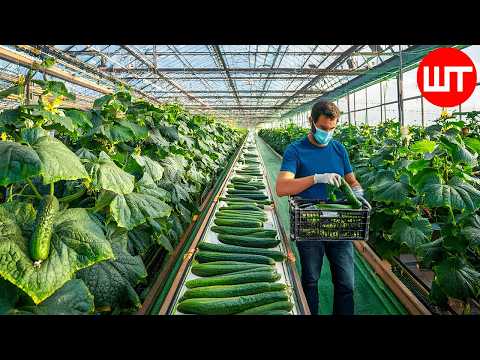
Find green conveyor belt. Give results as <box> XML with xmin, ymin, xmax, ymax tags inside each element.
<box><xmin>255</xmin><ymin>134</ymin><xmax>407</xmax><ymax>315</ymax></box>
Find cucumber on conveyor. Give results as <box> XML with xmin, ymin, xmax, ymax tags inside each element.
<box><xmin>177</xmin><ymin>291</ymin><xmax>289</xmax><ymax>315</ymax></box>
<box><xmin>217</xmin><ymin>210</ymin><xmax>267</xmax><ymax>219</ymax></box>
<box><xmin>215</xmin><ymin>215</ymin><xmax>265</xmax><ymax>224</ymax></box>
<box><xmin>219</xmin><ymin>204</ymin><xmax>263</xmax><ymax>212</ymax></box>
<box><xmin>180</xmin><ymin>282</ymin><xmax>287</xmax><ymax>301</ymax></box>
<box><xmin>236</xmin><ymin>300</ymin><xmax>294</xmax><ymax>314</ymax></box>
<box><xmin>218</xmin><ymin>234</ymin><xmax>280</xmax><ymax>248</ymax></box>
<box><xmin>197</xmin><ymin>242</ymin><xmax>286</xmax><ymax>261</ymax></box>
<box><xmin>227</xmin><ymin>184</ymin><xmax>258</xmax><ymax>191</ymax></box>
<box><xmin>185</xmin><ymin>269</ymin><xmax>280</xmax><ymax>288</ymax></box>
<box><xmin>195</xmin><ymin>251</ymin><xmax>275</xmax><ymax>265</ymax></box>
<box><xmin>211</xmin><ymin>225</ymin><xmax>268</xmax><ymax>236</ymax></box>
<box><xmin>211</xmin><ymin>226</ymin><xmax>277</xmax><ymax>238</ymax></box>
<box><xmin>214</xmin><ymin>218</ymin><xmax>263</xmax><ymax>228</ymax></box>
<box><xmin>191</xmin><ymin>262</ymin><xmax>272</xmax><ymax>277</ymax></box>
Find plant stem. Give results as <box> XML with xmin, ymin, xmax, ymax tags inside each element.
<box><xmin>8</xmin><ymin>185</ymin><xmax>13</xmax><ymax>201</ymax></box>
<box><xmin>26</xmin><ymin>179</ymin><xmax>42</xmax><ymax>199</ymax></box>
<box><xmin>50</xmin><ymin>183</ymin><xmax>54</xmax><ymax>196</ymax></box>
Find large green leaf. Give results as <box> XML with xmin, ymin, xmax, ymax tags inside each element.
<box><xmin>411</xmin><ymin>167</ymin><xmax>442</xmax><ymax>192</ymax></box>
<box><xmin>434</xmin><ymin>258</ymin><xmax>480</xmax><ymax>300</ymax></box>
<box><xmin>370</xmin><ymin>177</ymin><xmax>410</xmax><ymax>204</ymax></box>
<box><xmin>422</xmin><ymin>179</ymin><xmax>480</xmax><ymax>212</ymax></box>
<box><xmin>0</xmin><ymin>141</ymin><xmax>42</xmax><ymax>186</ymax></box>
<box><xmin>410</xmin><ymin>139</ymin><xmax>436</xmax><ymax>154</ymax></box>
<box><xmin>102</xmin><ymin>123</ymin><xmax>135</xmax><ymax>143</ymax></box>
<box><xmin>0</xmin><ymin>207</ymin><xmax>114</xmax><ymax>304</ymax></box>
<box><xmin>64</xmin><ymin>109</ymin><xmax>93</xmax><ymax>129</ymax></box>
<box><xmin>440</xmin><ymin>135</ymin><xmax>477</xmax><ymax>165</ymax></box>
<box><xmin>132</xmin><ymin>154</ymin><xmax>164</xmax><ymax>182</ymax></box>
<box><xmin>77</xmin><ymin>224</ymin><xmax>147</xmax><ymax>310</ymax></box>
<box><xmin>110</xmin><ymin>192</ymin><xmax>172</xmax><ymax>230</ymax></box>
<box><xmin>464</xmin><ymin>137</ymin><xmax>480</xmax><ymax>154</ymax></box>
<box><xmin>158</xmin><ymin>124</ymin><xmax>179</xmax><ymax>142</ymax></box>
<box><xmin>137</xmin><ymin>173</ymin><xmax>171</xmax><ymax>202</ymax></box>
<box><xmin>118</xmin><ymin>120</ymin><xmax>148</xmax><ymax>140</ymax></box>
<box><xmin>391</xmin><ymin>216</ymin><xmax>432</xmax><ymax>249</ymax></box>
<box><xmin>461</xmin><ymin>215</ymin><xmax>480</xmax><ymax>248</ymax></box>
<box><xmin>148</xmin><ymin>128</ymin><xmax>170</xmax><ymax>147</ymax></box>
<box><xmin>127</xmin><ymin>225</ymin><xmax>154</xmax><ymax>257</ymax></box>
<box><xmin>32</xmin><ymin>136</ymin><xmax>89</xmax><ymax>184</ymax></box>
<box><xmin>89</xmin><ymin>152</ymin><xmax>135</xmax><ymax>194</ymax></box>
<box><xmin>1</xmin><ymin>279</ymin><xmax>95</xmax><ymax>315</ymax></box>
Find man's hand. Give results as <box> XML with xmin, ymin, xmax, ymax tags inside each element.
<box><xmin>313</xmin><ymin>173</ymin><xmax>342</xmax><ymax>187</ymax></box>
<box><xmin>351</xmin><ymin>185</ymin><xmax>364</xmax><ymax>198</ymax></box>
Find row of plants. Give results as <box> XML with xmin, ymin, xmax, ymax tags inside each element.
<box><xmin>258</xmin><ymin>113</ymin><xmax>480</xmax><ymax>311</ymax></box>
<box><xmin>0</xmin><ymin>59</ymin><xmax>246</xmax><ymax>315</ymax></box>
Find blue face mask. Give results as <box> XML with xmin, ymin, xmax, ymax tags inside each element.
<box><xmin>313</xmin><ymin>125</ymin><xmax>334</xmax><ymax>145</ymax></box>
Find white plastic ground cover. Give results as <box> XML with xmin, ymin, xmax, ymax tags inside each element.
<box><xmin>170</xmin><ymin>133</ymin><xmax>299</xmax><ymax>315</ymax></box>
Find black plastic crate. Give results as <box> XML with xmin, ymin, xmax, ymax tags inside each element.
<box><xmin>289</xmin><ymin>197</ymin><xmax>371</xmax><ymax>242</ymax></box>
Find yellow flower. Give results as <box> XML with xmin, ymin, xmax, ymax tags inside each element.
<box><xmin>1</xmin><ymin>132</ymin><xmax>7</xmax><ymax>141</ymax></box>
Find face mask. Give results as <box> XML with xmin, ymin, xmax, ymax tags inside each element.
<box><xmin>313</xmin><ymin>124</ymin><xmax>334</xmax><ymax>145</ymax></box>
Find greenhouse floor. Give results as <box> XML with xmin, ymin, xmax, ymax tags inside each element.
<box><xmin>255</xmin><ymin>134</ymin><xmax>407</xmax><ymax>315</ymax></box>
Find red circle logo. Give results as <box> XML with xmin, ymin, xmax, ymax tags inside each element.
<box><xmin>417</xmin><ymin>48</ymin><xmax>477</xmax><ymax>107</ymax></box>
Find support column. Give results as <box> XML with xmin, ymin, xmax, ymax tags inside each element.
<box><xmin>397</xmin><ymin>45</ymin><xmax>405</xmax><ymax>128</ymax></box>
<box><xmin>347</xmin><ymin>92</ymin><xmax>352</xmax><ymax>125</ymax></box>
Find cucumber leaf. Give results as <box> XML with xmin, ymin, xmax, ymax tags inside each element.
<box><xmin>0</xmin><ymin>207</ymin><xmax>114</xmax><ymax>304</ymax></box>
<box><xmin>0</xmin><ymin>278</ymin><xmax>94</xmax><ymax>315</ymax></box>
<box><xmin>434</xmin><ymin>258</ymin><xmax>480</xmax><ymax>300</ymax></box>
<box><xmin>0</xmin><ymin>141</ymin><xmax>42</xmax><ymax>186</ymax></box>
<box><xmin>77</xmin><ymin>223</ymin><xmax>147</xmax><ymax>311</ymax></box>
<box><xmin>370</xmin><ymin>177</ymin><xmax>410</xmax><ymax>205</ymax></box>
<box><xmin>132</xmin><ymin>154</ymin><xmax>164</xmax><ymax>182</ymax></box>
<box><xmin>32</xmin><ymin>135</ymin><xmax>89</xmax><ymax>184</ymax></box>
<box><xmin>127</xmin><ymin>225</ymin><xmax>154</xmax><ymax>257</ymax></box>
<box><xmin>422</xmin><ymin>179</ymin><xmax>480</xmax><ymax>212</ymax></box>
<box><xmin>391</xmin><ymin>216</ymin><xmax>432</xmax><ymax>250</ymax></box>
<box><xmin>410</xmin><ymin>139</ymin><xmax>436</xmax><ymax>154</ymax></box>
<box><xmin>110</xmin><ymin>192</ymin><xmax>172</xmax><ymax>230</ymax></box>
<box><xmin>88</xmin><ymin>151</ymin><xmax>135</xmax><ymax>194</ymax></box>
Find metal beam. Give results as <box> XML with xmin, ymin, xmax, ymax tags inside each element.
<box><xmin>64</xmin><ymin>50</ymin><xmax>401</xmax><ymax>57</ymax></box>
<box><xmin>277</xmin><ymin>45</ymin><xmax>364</xmax><ymax>110</ymax></box>
<box><xmin>120</xmin><ymin>45</ymin><xmax>208</xmax><ymax>108</ymax></box>
<box><xmin>104</xmin><ymin>67</ymin><xmax>365</xmax><ymax>75</ymax></box>
<box><xmin>143</xmin><ymin>90</ymin><xmax>326</xmax><ymax>94</ymax></box>
<box><xmin>118</xmin><ymin>76</ymin><xmax>315</xmax><ymax>81</ymax></box>
<box><xmin>0</xmin><ymin>46</ymin><xmax>113</xmax><ymax>95</ymax></box>
<box><xmin>210</xmin><ymin>45</ymin><xmax>241</xmax><ymax>106</ymax></box>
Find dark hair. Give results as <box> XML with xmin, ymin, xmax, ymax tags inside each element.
<box><xmin>310</xmin><ymin>100</ymin><xmax>340</xmax><ymax>123</ymax></box>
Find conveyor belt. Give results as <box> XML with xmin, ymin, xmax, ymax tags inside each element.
<box><xmin>160</xmin><ymin>132</ymin><xmax>309</xmax><ymax>315</ymax></box>
<box><xmin>255</xmin><ymin>134</ymin><xmax>410</xmax><ymax>315</ymax></box>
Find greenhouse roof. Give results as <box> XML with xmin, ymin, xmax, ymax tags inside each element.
<box><xmin>0</xmin><ymin>45</ymin><xmax>441</xmax><ymax>125</ymax></box>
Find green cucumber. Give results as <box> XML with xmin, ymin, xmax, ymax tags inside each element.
<box><xmin>185</xmin><ymin>269</ymin><xmax>280</xmax><ymax>288</ymax></box>
<box><xmin>177</xmin><ymin>291</ymin><xmax>289</xmax><ymax>315</ymax></box>
<box><xmin>30</xmin><ymin>195</ymin><xmax>59</xmax><ymax>262</ymax></box>
<box><xmin>340</xmin><ymin>178</ymin><xmax>362</xmax><ymax>209</ymax></box>
<box><xmin>226</xmin><ymin>192</ymin><xmax>268</xmax><ymax>200</ymax></box>
<box><xmin>211</xmin><ymin>227</ymin><xmax>278</xmax><ymax>238</ymax></box>
<box><xmin>191</xmin><ymin>262</ymin><xmax>270</xmax><ymax>277</ymax></box>
<box><xmin>262</xmin><ymin>310</ymin><xmax>292</xmax><ymax>315</ymax></box>
<box><xmin>180</xmin><ymin>282</ymin><xmax>287</xmax><ymax>301</ymax></box>
<box><xmin>195</xmin><ymin>251</ymin><xmax>275</xmax><ymax>265</ymax></box>
<box><xmin>214</xmin><ymin>218</ymin><xmax>263</xmax><ymax>228</ymax></box>
<box><xmin>215</xmin><ymin>214</ymin><xmax>265</xmax><ymax>223</ymax></box>
<box><xmin>218</xmin><ymin>234</ymin><xmax>280</xmax><ymax>248</ymax></box>
<box><xmin>211</xmin><ymin>225</ymin><xmax>266</xmax><ymax>236</ymax></box>
<box><xmin>228</xmin><ymin>184</ymin><xmax>258</xmax><ymax>191</ymax></box>
<box><xmin>219</xmin><ymin>205</ymin><xmax>263</xmax><ymax>212</ymax></box>
<box><xmin>236</xmin><ymin>300</ymin><xmax>294</xmax><ymax>314</ymax></box>
<box><xmin>221</xmin><ymin>196</ymin><xmax>272</xmax><ymax>205</ymax></box>
<box><xmin>198</xmin><ymin>242</ymin><xmax>286</xmax><ymax>261</ymax></box>
<box><xmin>315</xmin><ymin>203</ymin><xmax>354</xmax><ymax>210</ymax></box>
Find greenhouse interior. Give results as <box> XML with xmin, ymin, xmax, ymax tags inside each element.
<box><xmin>0</xmin><ymin>44</ymin><xmax>479</xmax><ymax>316</ymax></box>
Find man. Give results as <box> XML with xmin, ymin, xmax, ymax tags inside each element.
<box><xmin>275</xmin><ymin>100</ymin><xmax>364</xmax><ymax>315</ymax></box>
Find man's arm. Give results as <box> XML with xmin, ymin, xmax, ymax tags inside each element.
<box><xmin>344</xmin><ymin>172</ymin><xmax>360</xmax><ymax>188</ymax></box>
<box><xmin>276</xmin><ymin>171</ymin><xmax>315</xmax><ymax>197</ymax></box>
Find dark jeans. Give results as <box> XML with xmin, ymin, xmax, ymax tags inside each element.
<box><xmin>297</xmin><ymin>240</ymin><xmax>354</xmax><ymax>315</ymax></box>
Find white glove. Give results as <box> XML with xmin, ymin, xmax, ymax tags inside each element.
<box><xmin>352</xmin><ymin>185</ymin><xmax>364</xmax><ymax>198</ymax></box>
<box><xmin>313</xmin><ymin>173</ymin><xmax>342</xmax><ymax>187</ymax></box>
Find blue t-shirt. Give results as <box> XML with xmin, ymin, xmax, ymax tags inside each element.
<box><xmin>280</xmin><ymin>136</ymin><xmax>353</xmax><ymax>200</ymax></box>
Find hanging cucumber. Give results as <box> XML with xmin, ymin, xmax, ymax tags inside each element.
<box><xmin>340</xmin><ymin>178</ymin><xmax>362</xmax><ymax>209</ymax></box>
<box><xmin>30</xmin><ymin>195</ymin><xmax>59</xmax><ymax>263</ymax></box>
